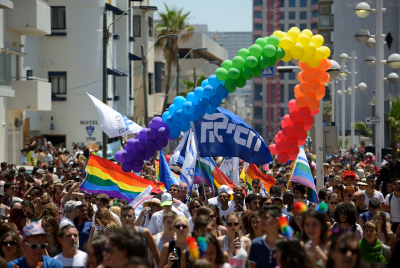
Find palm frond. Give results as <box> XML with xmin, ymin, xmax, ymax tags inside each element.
<box><xmin>351</xmin><ymin>121</ymin><xmax>373</xmax><ymax>138</ymax></box>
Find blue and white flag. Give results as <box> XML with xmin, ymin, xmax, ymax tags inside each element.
<box><xmin>169</xmin><ymin>131</ymin><xmax>190</xmax><ymax>166</ymax></box>
<box><xmin>180</xmin><ymin>129</ymin><xmax>197</xmax><ymax>188</ymax></box>
<box><xmin>159</xmin><ymin>151</ymin><xmax>181</xmax><ymax>191</ymax></box>
<box><xmin>219</xmin><ymin>157</ymin><xmax>240</xmax><ymax>185</ymax></box>
<box><xmin>193</xmin><ymin>107</ymin><xmax>272</xmax><ymax>165</ymax></box>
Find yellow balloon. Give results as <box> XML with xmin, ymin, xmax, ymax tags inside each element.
<box><xmin>286</xmin><ymin>31</ymin><xmax>299</xmax><ymax>43</ymax></box>
<box><xmin>297</xmin><ymin>34</ymin><xmax>310</xmax><ymax>47</ymax></box>
<box><xmin>292</xmin><ymin>51</ymin><xmax>305</xmax><ymax>60</ymax></box>
<box><xmin>305</xmin><ymin>42</ymin><xmax>317</xmax><ymax>55</ymax></box>
<box><xmin>273</xmin><ymin>30</ymin><xmax>286</xmax><ymax>40</ymax></box>
<box><xmin>321</xmin><ymin>46</ymin><xmax>331</xmax><ymax>58</ymax></box>
<box><xmin>314</xmin><ymin>47</ymin><xmax>326</xmax><ymax>60</ymax></box>
<box><xmin>281</xmin><ymin>49</ymin><xmax>292</xmax><ymax>62</ymax></box>
<box><xmin>279</xmin><ymin>36</ymin><xmax>294</xmax><ymax>49</ymax></box>
<box><xmin>311</xmin><ymin>34</ymin><xmax>324</xmax><ymax>47</ymax></box>
<box><xmin>300</xmin><ymin>53</ymin><xmax>313</xmax><ymax>63</ymax></box>
<box><xmin>309</xmin><ymin>58</ymin><xmax>321</xmax><ymax>68</ymax></box>
<box><xmin>291</xmin><ymin>42</ymin><xmax>304</xmax><ymax>56</ymax></box>
<box><xmin>301</xmin><ymin>29</ymin><xmax>313</xmax><ymax>39</ymax></box>
<box><xmin>289</xmin><ymin>27</ymin><xmax>300</xmax><ymax>34</ymax></box>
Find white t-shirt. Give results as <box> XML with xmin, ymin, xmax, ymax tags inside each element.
<box><xmin>173</xmin><ymin>202</ymin><xmax>190</xmax><ymax>218</ymax></box>
<box><xmin>92</xmin><ymin>210</ymin><xmax>121</xmax><ymax>234</ymax></box>
<box><xmin>218</xmin><ymin>205</ymin><xmax>234</xmax><ymax>223</ymax></box>
<box><xmin>363</xmin><ymin>190</ymin><xmax>384</xmax><ymax>206</ymax></box>
<box><xmin>148</xmin><ymin>209</ymin><xmax>184</xmax><ymax>234</ymax></box>
<box><xmin>55</xmin><ymin>250</ymin><xmax>87</xmax><ymax>268</ymax></box>
<box><xmin>385</xmin><ymin>193</ymin><xmax>400</xmax><ymax>222</ymax></box>
<box><xmin>208</xmin><ymin>197</ymin><xmax>235</xmax><ymax>209</ymax></box>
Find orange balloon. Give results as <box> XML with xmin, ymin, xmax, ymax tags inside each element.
<box><xmin>302</xmin><ymin>71</ymin><xmax>313</xmax><ymax>82</ymax></box>
<box><xmin>296</xmin><ymin>96</ymin><xmax>307</xmax><ymax>107</ymax></box>
<box><xmin>321</xmin><ymin>73</ymin><xmax>330</xmax><ymax>84</ymax></box>
<box><xmin>302</xmin><ymin>62</ymin><xmax>313</xmax><ymax>71</ymax></box>
<box><xmin>315</xmin><ymin>84</ymin><xmax>326</xmax><ymax>95</ymax></box>
<box><xmin>297</xmin><ymin>72</ymin><xmax>305</xmax><ymax>83</ymax></box>
<box><xmin>307</xmin><ymin>100</ymin><xmax>320</xmax><ymax>110</ymax></box>
<box><xmin>299</xmin><ymin>83</ymin><xmax>310</xmax><ymax>94</ymax></box>
<box><xmin>295</xmin><ymin>88</ymin><xmax>305</xmax><ymax>98</ymax></box>
<box><xmin>308</xmin><ymin>79</ymin><xmax>320</xmax><ymax>91</ymax></box>
<box><xmin>299</xmin><ymin>61</ymin><xmax>305</xmax><ymax>71</ymax></box>
<box><xmin>316</xmin><ymin>92</ymin><xmax>325</xmax><ymax>99</ymax></box>
<box><xmin>318</xmin><ymin>59</ymin><xmax>331</xmax><ymax>70</ymax></box>
<box><xmin>304</xmin><ymin>92</ymin><xmax>317</xmax><ymax>103</ymax></box>
<box><xmin>310</xmin><ymin>68</ymin><xmax>321</xmax><ymax>78</ymax></box>
<box><xmin>317</xmin><ymin>71</ymin><xmax>329</xmax><ymax>83</ymax></box>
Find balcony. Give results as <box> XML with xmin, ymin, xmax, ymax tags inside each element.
<box><xmin>8</xmin><ymin>79</ymin><xmax>52</xmax><ymax>111</ymax></box>
<box><xmin>319</xmin><ymin>15</ymin><xmax>334</xmax><ymax>27</ymax></box>
<box><xmin>0</xmin><ymin>0</ymin><xmax>13</xmax><ymax>9</ymax></box>
<box><xmin>6</xmin><ymin>0</ymin><xmax>51</xmax><ymax>35</ymax></box>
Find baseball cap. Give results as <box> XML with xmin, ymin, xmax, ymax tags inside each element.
<box><xmin>21</xmin><ymin>223</ymin><xmax>48</xmax><ymax>238</ymax></box>
<box><xmin>160</xmin><ymin>193</ymin><xmax>173</xmax><ymax>206</ymax></box>
<box><xmin>357</xmin><ymin>178</ymin><xmax>368</xmax><ymax>186</ymax></box>
<box><xmin>83</xmin><ymin>191</ymin><xmax>92</xmax><ymax>195</ymax></box>
<box><xmin>218</xmin><ymin>185</ymin><xmax>234</xmax><ymax>195</ymax></box>
<box><xmin>64</xmin><ymin>200</ymin><xmax>83</xmax><ymax>213</ymax></box>
<box><xmin>150</xmin><ymin>187</ymin><xmax>162</xmax><ymax>195</ymax></box>
<box><xmin>37</xmin><ymin>169</ymin><xmax>45</xmax><ymax>174</ymax></box>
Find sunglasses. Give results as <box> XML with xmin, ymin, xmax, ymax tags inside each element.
<box><xmin>220</xmin><ymin>195</ymin><xmax>229</xmax><ymax>199</ymax></box>
<box><xmin>351</xmin><ymin>199</ymin><xmax>358</xmax><ymax>203</ymax></box>
<box><xmin>121</xmin><ymin>214</ymin><xmax>134</xmax><ymax>219</ymax></box>
<box><xmin>85</xmin><ymin>196</ymin><xmax>92</xmax><ymax>200</ymax></box>
<box><xmin>347</xmin><ymin>194</ymin><xmax>353</xmax><ymax>198</ymax></box>
<box><xmin>175</xmin><ymin>224</ymin><xmax>188</xmax><ymax>230</ymax></box>
<box><xmin>103</xmin><ymin>246</ymin><xmax>113</xmax><ymax>254</ymax></box>
<box><xmin>1</xmin><ymin>240</ymin><xmax>17</xmax><ymax>247</ymax></box>
<box><xmin>330</xmin><ymin>201</ymin><xmax>338</xmax><ymax>205</ymax></box>
<box><xmin>169</xmin><ymin>189</ymin><xmax>177</xmax><ymax>192</ymax></box>
<box><xmin>253</xmin><ymin>186</ymin><xmax>261</xmax><ymax>189</ymax></box>
<box><xmin>337</xmin><ymin>245</ymin><xmax>358</xmax><ymax>255</ymax></box>
<box><xmin>226</xmin><ymin>222</ymin><xmax>240</xmax><ymax>227</ymax></box>
<box><xmin>275</xmin><ymin>204</ymin><xmax>282</xmax><ymax>208</ymax></box>
<box><xmin>209</xmin><ymin>214</ymin><xmax>216</xmax><ymax>218</ymax></box>
<box><xmin>180</xmin><ymin>187</ymin><xmax>188</xmax><ymax>190</ymax></box>
<box><xmin>191</xmin><ymin>205</ymin><xmax>201</xmax><ymax>209</ymax></box>
<box><xmin>55</xmin><ymin>187</ymin><xmax>62</xmax><ymax>191</ymax></box>
<box><xmin>393</xmin><ymin>182</ymin><xmax>400</xmax><ymax>186</ymax></box>
<box><xmin>24</xmin><ymin>242</ymin><xmax>48</xmax><ymax>250</ymax></box>
<box><xmin>355</xmin><ymin>179</ymin><xmax>360</xmax><ymax>182</ymax></box>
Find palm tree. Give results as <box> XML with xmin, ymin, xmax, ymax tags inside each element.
<box><xmin>351</xmin><ymin>121</ymin><xmax>372</xmax><ymax>138</ymax></box>
<box><xmin>322</xmin><ymin>103</ymin><xmax>332</xmax><ymax>125</ymax></box>
<box><xmin>179</xmin><ymin>72</ymin><xmax>206</xmax><ymax>97</ymax></box>
<box><xmin>386</xmin><ymin>95</ymin><xmax>400</xmax><ymax>161</ymax></box>
<box><xmin>155</xmin><ymin>4</ymin><xmax>195</xmax><ymax>113</ymax></box>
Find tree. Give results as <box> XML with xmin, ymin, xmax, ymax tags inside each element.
<box><xmin>179</xmin><ymin>72</ymin><xmax>206</xmax><ymax>97</ymax></box>
<box><xmin>351</xmin><ymin>121</ymin><xmax>372</xmax><ymax>138</ymax></box>
<box><xmin>386</xmin><ymin>95</ymin><xmax>400</xmax><ymax>161</ymax></box>
<box><xmin>155</xmin><ymin>4</ymin><xmax>195</xmax><ymax>113</ymax></box>
<box><xmin>322</xmin><ymin>103</ymin><xmax>332</xmax><ymax>125</ymax></box>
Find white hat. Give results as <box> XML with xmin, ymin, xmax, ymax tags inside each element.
<box><xmin>356</xmin><ymin>169</ymin><xmax>365</xmax><ymax>179</ymax></box>
<box><xmin>218</xmin><ymin>185</ymin><xmax>234</xmax><ymax>195</ymax></box>
<box><xmin>161</xmin><ymin>193</ymin><xmax>173</xmax><ymax>206</ymax></box>
<box><xmin>52</xmin><ymin>174</ymin><xmax>59</xmax><ymax>180</ymax></box>
<box><xmin>37</xmin><ymin>169</ymin><xmax>45</xmax><ymax>174</ymax></box>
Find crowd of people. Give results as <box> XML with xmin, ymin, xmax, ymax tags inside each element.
<box><xmin>0</xmin><ymin>139</ymin><xmax>399</xmax><ymax>268</ymax></box>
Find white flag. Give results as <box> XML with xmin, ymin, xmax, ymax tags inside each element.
<box><xmin>87</xmin><ymin>93</ymin><xmax>142</xmax><ymax>138</ymax></box>
<box><xmin>180</xmin><ymin>129</ymin><xmax>197</xmax><ymax>188</ymax></box>
<box><xmin>220</xmin><ymin>157</ymin><xmax>240</xmax><ymax>185</ymax></box>
<box><xmin>128</xmin><ymin>185</ymin><xmax>153</xmax><ymax>217</ymax></box>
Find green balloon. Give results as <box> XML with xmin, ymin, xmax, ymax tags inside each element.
<box><xmin>268</xmin><ymin>57</ymin><xmax>277</xmax><ymax>67</ymax></box>
<box><xmin>245</xmin><ymin>56</ymin><xmax>258</xmax><ymax>68</ymax></box>
<box><xmin>237</xmin><ymin>48</ymin><xmax>250</xmax><ymax>60</ymax></box>
<box><xmin>253</xmin><ymin>66</ymin><xmax>262</xmax><ymax>77</ymax></box>
<box><xmin>249</xmin><ymin>44</ymin><xmax>262</xmax><ymax>58</ymax></box>
<box><xmin>258</xmin><ymin>56</ymin><xmax>270</xmax><ymax>68</ymax></box>
<box><xmin>276</xmin><ymin>47</ymin><xmax>285</xmax><ymax>59</ymax></box>
<box><xmin>228</xmin><ymin>67</ymin><xmax>241</xmax><ymax>80</ymax></box>
<box><xmin>235</xmin><ymin>77</ymin><xmax>246</xmax><ymax>88</ymax></box>
<box><xmin>255</xmin><ymin>38</ymin><xmax>268</xmax><ymax>49</ymax></box>
<box><xmin>263</xmin><ymin>44</ymin><xmax>276</xmax><ymax>57</ymax></box>
<box><xmin>224</xmin><ymin>79</ymin><xmax>237</xmax><ymax>93</ymax></box>
<box><xmin>232</xmin><ymin>56</ymin><xmax>245</xmax><ymax>69</ymax></box>
<box><xmin>215</xmin><ymin>67</ymin><xmax>228</xmax><ymax>81</ymax></box>
<box><xmin>241</xmin><ymin>67</ymin><xmax>254</xmax><ymax>80</ymax></box>
<box><xmin>221</xmin><ymin>60</ymin><xmax>232</xmax><ymax>71</ymax></box>
<box><xmin>264</xmin><ymin>36</ymin><xmax>269</xmax><ymax>43</ymax></box>
<box><xmin>267</xmin><ymin>35</ymin><xmax>280</xmax><ymax>47</ymax></box>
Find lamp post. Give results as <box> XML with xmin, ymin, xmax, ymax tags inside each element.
<box><xmin>339</xmin><ymin>57</ymin><xmax>349</xmax><ymax>151</ymax></box>
<box><xmin>193</xmin><ymin>60</ymin><xmax>219</xmax><ymax>88</ymax></box>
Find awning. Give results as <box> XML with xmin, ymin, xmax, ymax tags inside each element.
<box><xmin>105</xmin><ymin>3</ymin><xmax>128</xmax><ymax>15</ymax></box>
<box><xmin>107</xmin><ymin>68</ymin><xmax>129</xmax><ymax>76</ymax></box>
<box><xmin>129</xmin><ymin>53</ymin><xmax>142</xmax><ymax>61</ymax></box>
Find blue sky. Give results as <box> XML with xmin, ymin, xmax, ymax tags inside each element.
<box><xmin>150</xmin><ymin>0</ymin><xmax>252</xmax><ymax>32</ymax></box>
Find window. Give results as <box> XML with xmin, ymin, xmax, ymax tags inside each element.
<box><xmin>300</xmin><ymin>23</ymin><xmax>307</xmax><ymax>31</ymax></box>
<box><xmin>288</xmin><ymin>84</ymin><xmax>296</xmax><ymax>100</ymax></box>
<box><xmin>255</xmin><ymin>85</ymin><xmax>262</xmax><ymax>100</ymax></box>
<box><xmin>300</xmin><ymin>11</ymin><xmax>307</xmax><ymax>19</ymax></box>
<box><xmin>254</xmin><ymin>24</ymin><xmax>262</xmax><ymax>30</ymax></box>
<box><xmin>148</xmin><ymin>17</ymin><xmax>153</xmax><ymax>38</ymax></box>
<box><xmin>133</xmin><ymin>16</ymin><xmax>141</xmax><ymax>37</ymax></box>
<box><xmin>300</xmin><ymin>0</ymin><xmax>307</xmax><ymax>7</ymax></box>
<box><xmin>289</xmin><ymin>0</ymin><xmax>295</xmax><ymax>7</ymax></box>
<box><xmin>280</xmin><ymin>0</ymin><xmax>284</xmax><ymax>7</ymax></box>
<box><xmin>0</xmin><ymin>53</ymin><xmax>11</xmax><ymax>86</ymax></box>
<box><xmin>280</xmin><ymin>72</ymin><xmax>285</xmax><ymax>80</ymax></box>
<box><xmin>311</xmin><ymin>11</ymin><xmax>318</xmax><ymax>17</ymax></box>
<box><xmin>311</xmin><ymin>23</ymin><xmax>318</xmax><ymax>29</ymax></box>
<box><xmin>288</xmin><ymin>72</ymin><xmax>295</xmax><ymax>80</ymax></box>
<box><xmin>289</xmin><ymin>12</ymin><xmax>295</xmax><ymax>19</ymax></box>
<box><xmin>311</xmin><ymin>0</ymin><xmax>318</xmax><ymax>4</ymax></box>
<box><xmin>254</xmin><ymin>12</ymin><xmax>262</xmax><ymax>18</ymax></box>
<box><xmin>254</xmin><ymin>0</ymin><xmax>262</xmax><ymax>6</ymax></box>
<box><xmin>280</xmin><ymin>85</ymin><xmax>284</xmax><ymax>101</ymax></box>
<box><xmin>51</xmin><ymin>7</ymin><xmax>66</xmax><ymax>30</ymax></box>
<box><xmin>280</xmin><ymin>108</ymin><xmax>285</xmax><ymax>118</ymax></box>
<box><xmin>288</xmin><ymin>23</ymin><xmax>295</xmax><ymax>29</ymax></box>
<box><xmin>27</xmin><ymin>70</ymin><xmax>33</xmax><ymax>80</ymax></box>
<box><xmin>254</xmin><ymin>107</ymin><xmax>262</xmax><ymax>119</ymax></box>
<box><xmin>280</xmin><ymin>12</ymin><xmax>285</xmax><ymax>20</ymax></box>
<box><xmin>280</xmin><ymin>24</ymin><xmax>285</xmax><ymax>31</ymax></box>
<box><xmin>49</xmin><ymin>72</ymin><xmax>67</xmax><ymax>94</ymax></box>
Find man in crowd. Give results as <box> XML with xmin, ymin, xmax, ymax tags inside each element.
<box><xmin>364</xmin><ymin>174</ymin><xmax>384</xmax><ymax>209</ymax></box>
<box><xmin>60</xmin><ymin>200</ymin><xmax>82</xmax><ymax>229</ymax></box>
<box><xmin>331</xmin><ymin>202</ymin><xmax>363</xmax><ymax>240</ymax></box>
<box><xmin>293</xmin><ymin>184</ymin><xmax>314</xmax><ymax>207</ymax></box>
<box><xmin>233</xmin><ymin>192</ymin><xmax>245</xmax><ymax>213</ymax></box>
<box><xmin>44</xmin><ymin>148</ymin><xmax>53</xmax><ymax>166</ymax></box>
<box><xmin>250</xmin><ymin>178</ymin><xmax>262</xmax><ymax>194</ymax></box>
<box><xmin>385</xmin><ymin>177</ymin><xmax>400</xmax><ymax>233</ymax></box>
<box><xmin>178</xmin><ymin>182</ymin><xmax>189</xmax><ymax>204</ymax></box>
<box><xmin>168</xmin><ymin>184</ymin><xmax>179</xmax><ymax>199</ymax></box>
<box><xmin>352</xmin><ymin>190</ymin><xmax>369</xmax><ymax>214</ymax></box>
<box><xmin>359</xmin><ymin>198</ymin><xmax>391</xmax><ymax>230</ymax></box>
<box><xmin>55</xmin><ymin>225</ymin><xmax>87</xmax><ymax>266</ymax></box>
<box><xmin>120</xmin><ymin>205</ymin><xmax>135</xmax><ymax>226</ymax></box>
<box><xmin>246</xmin><ymin>193</ymin><xmax>261</xmax><ymax>211</ymax></box>
<box><xmin>217</xmin><ymin>186</ymin><xmax>234</xmax><ymax>222</ymax></box>
<box><xmin>4</xmin><ymin>181</ymin><xmax>22</xmax><ymax>206</ymax></box>
<box><xmin>275</xmin><ymin>178</ymin><xmax>287</xmax><ymax>196</ymax></box>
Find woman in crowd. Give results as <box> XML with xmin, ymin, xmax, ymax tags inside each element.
<box><xmin>109</xmin><ymin>206</ymin><xmax>121</xmax><ymax>220</ymax></box>
<box><xmin>151</xmin><ymin>210</ymin><xmax>177</xmax><ymax>266</ymax></box>
<box><xmin>343</xmin><ymin>187</ymin><xmax>355</xmax><ymax>203</ymax></box>
<box><xmin>274</xmin><ymin>238</ymin><xmax>312</xmax><ymax>268</ymax></box>
<box><xmin>327</xmin><ymin>193</ymin><xmax>338</xmax><ymax>222</ymax></box>
<box><xmin>332</xmin><ymin>185</ymin><xmax>344</xmax><ymax>203</ymax></box>
<box><xmin>204</xmin><ymin>233</ymin><xmax>230</xmax><ymax>268</ymax></box>
<box><xmin>244</xmin><ymin>211</ymin><xmax>263</xmax><ymax>240</ymax></box>
<box><xmin>39</xmin><ymin>202</ymin><xmax>60</xmax><ymax>224</ymax></box>
<box><xmin>381</xmin><ymin>179</ymin><xmax>394</xmax><ymax>199</ymax></box>
<box><xmin>92</xmin><ymin>207</ymin><xmax>120</xmax><ymax>237</ymax></box>
<box><xmin>218</xmin><ymin>212</ymin><xmax>251</xmax><ymax>268</ymax></box>
<box><xmin>87</xmin><ymin>236</ymin><xmax>107</xmax><ymax>268</ymax></box>
<box><xmin>0</xmin><ymin>231</ymin><xmax>24</xmax><ymax>262</ymax></box>
<box><xmin>195</xmin><ymin>206</ymin><xmax>221</xmax><ymax>238</ymax></box>
<box><xmin>40</xmin><ymin>192</ymin><xmax>51</xmax><ymax>207</ymax></box>
<box><xmin>136</xmin><ymin>198</ymin><xmax>162</xmax><ymax>228</ymax></box>
<box><xmin>159</xmin><ymin>216</ymin><xmax>190</xmax><ymax>268</ymax></box>
<box><xmin>371</xmin><ymin>211</ymin><xmax>396</xmax><ymax>250</ymax></box>
<box><xmin>41</xmin><ymin>215</ymin><xmax>62</xmax><ymax>257</ymax></box>
<box><xmin>9</xmin><ymin>207</ymin><xmax>28</xmax><ymax>231</ymax></box>
<box><xmin>52</xmin><ymin>182</ymin><xmax>63</xmax><ymax>221</ymax></box>
<box><xmin>327</xmin><ymin>232</ymin><xmax>360</xmax><ymax>268</ymax></box>
<box><xmin>188</xmin><ymin>198</ymin><xmax>203</xmax><ymax>231</ymax></box>
<box><xmin>239</xmin><ymin>209</ymin><xmax>253</xmax><ymax>236</ymax></box>
<box><xmin>208</xmin><ymin>204</ymin><xmax>228</xmax><ymax>237</ymax></box>
<box><xmin>359</xmin><ymin>221</ymin><xmax>390</xmax><ymax>267</ymax></box>
<box><xmin>73</xmin><ymin>203</ymin><xmax>93</xmax><ymax>251</ymax></box>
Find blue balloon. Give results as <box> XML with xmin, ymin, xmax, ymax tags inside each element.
<box><xmin>182</xmin><ymin>101</ymin><xmax>195</xmax><ymax>114</ymax></box>
<box><xmin>201</xmin><ymin>79</ymin><xmax>209</xmax><ymax>88</ymax></box>
<box><xmin>174</xmin><ymin>109</ymin><xmax>188</xmax><ymax>122</ymax></box>
<box><xmin>208</xmin><ymin>74</ymin><xmax>221</xmax><ymax>88</ymax></box>
<box><xmin>198</xmin><ymin>97</ymin><xmax>210</xmax><ymax>110</ymax></box>
<box><xmin>166</xmin><ymin>115</ymin><xmax>178</xmax><ymax>127</ymax></box>
<box><xmin>206</xmin><ymin>106</ymin><xmax>217</xmax><ymax>114</ymax></box>
<box><xmin>187</xmin><ymin>113</ymin><xmax>199</xmax><ymax>122</ymax></box>
<box><xmin>162</xmin><ymin>111</ymin><xmax>170</xmax><ymax>123</ymax></box>
<box><xmin>186</xmin><ymin>92</ymin><xmax>199</xmax><ymax>105</ymax></box>
<box><xmin>194</xmin><ymin>87</ymin><xmax>205</xmax><ymax>99</ymax></box>
<box><xmin>126</xmin><ymin>138</ymin><xmax>137</xmax><ymax>151</ymax></box>
<box><xmin>173</xmin><ymin>96</ymin><xmax>186</xmax><ymax>108</ymax></box>
<box><xmin>132</xmin><ymin>150</ymin><xmax>144</xmax><ymax>160</ymax></box>
<box><xmin>178</xmin><ymin>120</ymin><xmax>191</xmax><ymax>132</ymax></box>
<box><xmin>194</xmin><ymin>106</ymin><xmax>206</xmax><ymax>118</ymax></box>
<box><xmin>204</xmin><ymin>85</ymin><xmax>216</xmax><ymax>97</ymax></box>
<box><xmin>216</xmin><ymin>85</ymin><xmax>229</xmax><ymax>99</ymax></box>
<box><xmin>132</xmin><ymin>165</ymin><xmax>143</xmax><ymax>173</ymax></box>
<box><xmin>209</xmin><ymin>95</ymin><xmax>222</xmax><ymax>108</ymax></box>
<box><xmin>169</xmin><ymin>127</ymin><xmax>181</xmax><ymax>139</ymax></box>
<box><xmin>168</xmin><ymin>104</ymin><xmax>177</xmax><ymax>115</ymax></box>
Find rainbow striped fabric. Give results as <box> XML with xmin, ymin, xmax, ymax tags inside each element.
<box><xmin>154</xmin><ymin>160</ymin><xmax>159</xmax><ymax>180</ymax></box>
<box><xmin>240</xmin><ymin>163</ymin><xmax>275</xmax><ymax>192</ymax></box>
<box><xmin>81</xmin><ymin>155</ymin><xmax>164</xmax><ymax>202</ymax></box>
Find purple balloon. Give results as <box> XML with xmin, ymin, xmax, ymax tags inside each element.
<box><xmin>126</xmin><ymin>138</ymin><xmax>137</xmax><ymax>151</ymax></box>
<box><xmin>149</xmin><ymin>117</ymin><xmax>164</xmax><ymax>129</ymax></box>
<box><xmin>156</xmin><ymin>138</ymin><xmax>168</xmax><ymax>148</ymax></box>
<box><xmin>132</xmin><ymin>165</ymin><xmax>143</xmax><ymax>173</ymax></box>
<box><xmin>132</xmin><ymin>159</ymin><xmax>144</xmax><ymax>167</ymax></box>
<box><xmin>121</xmin><ymin>161</ymin><xmax>133</xmax><ymax>172</ymax></box>
<box><xmin>134</xmin><ymin>139</ymin><xmax>145</xmax><ymax>150</ymax></box>
<box><xmin>147</xmin><ymin>128</ymin><xmax>158</xmax><ymax>139</ymax></box>
<box><xmin>121</xmin><ymin>150</ymin><xmax>134</xmax><ymax>162</ymax></box>
<box><xmin>167</xmin><ymin>135</ymin><xmax>176</xmax><ymax>141</ymax></box>
<box><xmin>144</xmin><ymin>149</ymin><xmax>155</xmax><ymax>158</ymax></box>
<box><xmin>132</xmin><ymin>150</ymin><xmax>144</xmax><ymax>160</ymax></box>
<box><xmin>158</xmin><ymin>127</ymin><xmax>169</xmax><ymax>139</ymax></box>
<box><xmin>154</xmin><ymin>145</ymin><xmax>163</xmax><ymax>151</ymax></box>
<box><xmin>136</xmin><ymin>132</ymin><xmax>142</xmax><ymax>139</ymax></box>
<box><xmin>145</xmin><ymin>139</ymin><xmax>156</xmax><ymax>150</ymax></box>
<box><xmin>139</xmin><ymin>128</ymin><xmax>149</xmax><ymax>140</ymax></box>
<box><xmin>115</xmin><ymin>151</ymin><xmax>124</xmax><ymax>162</ymax></box>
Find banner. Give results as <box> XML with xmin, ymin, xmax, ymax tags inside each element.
<box><xmin>106</xmin><ymin>140</ymin><xmax>121</xmax><ymax>160</ymax></box>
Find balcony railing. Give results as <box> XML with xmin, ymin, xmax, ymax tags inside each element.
<box><xmin>319</xmin><ymin>14</ymin><xmax>334</xmax><ymax>27</ymax></box>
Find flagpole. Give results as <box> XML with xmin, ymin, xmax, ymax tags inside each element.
<box><xmin>190</xmin><ymin>123</ymin><xmax>208</xmax><ymax>201</ymax></box>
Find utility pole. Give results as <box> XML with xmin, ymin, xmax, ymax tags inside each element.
<box><xmin>102</xmin><ymin>12</ymin><xmax>108</xmax><ymax>158</ymax></box>
<box><xmin>141</xmin><ymin>44</ymin><xmax>149</xmax><ymax>127</ymax></box>
<box><xmin>176</xmin><ymin>54</ymin><xmax>180</xmax><ymax>97</ymax></box>
<box><xmin>193</xmin><ymin>67</ymin><xmax>196</xmax><ymax>88</ymax></box>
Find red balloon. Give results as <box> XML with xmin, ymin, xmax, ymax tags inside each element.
<box><xmin>269</xmin><ymin>144</ymin><xmax>278</xmax><ymax>155</ymax></box>
<box><xmin>298</xmin><ymin>107</ymin><xmax>311</xmax><ymax>118</ymax></box>
<box><xmin>304</xmin><ymin>124</ymin><xmax>313</xmax><ymax>131</ymax></box>
<box><xmin>286</xmin><ymin>137</ymin><xmax>298</xmax><ymax>149</ymax></box>
<box><xmin>289</xmin><ymin>153</ymin><xmax>298</xmax><ymax>161</ymax></box>
<box><xmin>292</xmin><ymin>122</ymin><xmax>305</xmax><ymax>133</ymax></box>
<box><xmin>310</xmin><ymin>68</ymin><xmax>321</xmax><ymax>78</ymax></box>
<box><xmin>274</xmin><ymin>135</ymin><xmax>281</xmax><ymax>143</ymax></box>
<box><xmin>288</xmin><ymin>99</ymin><xmax>300</xmax><ymax>113</ymax></box>
<box><xmin>289</xmin><ymin>111</ymin><xmax>301</xmax><ymax>122</ymax></box>
<box><xmin>276</xmin><ymin>141</ymin><xmax>287</xmax><ymax>152</ymax></box>
<box><xmin>310</xmin><ymin>108</ymin><xmax>319</xmax><ymax>116</ymax></box>
<box><xmin>288</xmin><ymin>147</ymin><xmax>300</xmax><ymax>156</ymax></box>
<box><xmin>302</xmin><ymin>71</ymin><xmax>313</xmax><ymax>82</ymax></box>
<box><xmin>283</xmin><ymin>115</ymin><xmax>293</xmax><ymax>126</ymax></box>
<box><xmin>296</xmin><ymin>131</ymin><xmax>307</xmax><ymax>140</ymax></box>
<box><xmin>282</xmin><ymin>126</ymin><xmax>294</xmax><ymax>138</ymax></box>
<box><xmin>302</xmin><ymin>116</ymin><xmax>314</xmax><ymax>126</ymax></box>
<box><xmin>277</xmin><ymin>131</ymin><xmax>286</xmax><ymax>141</ymax></box>
<box><xmin>277</xmin><ymin>152</ymin><xmax>290</xmax><ymax>164</ymax></box>
<box><xmin>298</xmin><ymin>139</ymin><xmax>306</xmax><ymax>145</ymax></box>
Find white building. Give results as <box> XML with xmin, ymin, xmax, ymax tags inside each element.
<box><xmin>0</xmin><ymin>0</ymin><xmax>52</xmax><ymax>163</ymax></box>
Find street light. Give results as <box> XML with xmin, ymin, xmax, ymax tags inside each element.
<box><xmin>327</xmin><ymin>60</ymin><xmax>340</xmax><ymax>127</ymax></box>
<box><xmin>337</xmin><ymin>90</ymin><xmax>343</xmax><ymax>97</ymax></box>
<box><xmin>386</xmin><ymin>73</ymin><xmax>399</xmax><ymax>83</ymax></box>
<box><xmin>358</xmin><ymin>82</ymin><xmax>368</xmax><ymax>92</ymax></box>
<box><xmin>327</xmin><ymin>60</ymin><xmax>340</xmax><ymax>79</ymax></box>
<box><xmin>387</xmin><ymin>53</ymin><xmax>400</xmax><ymax>69</ymax></box>
<box><xmin>340</xmin><ymin>53</ymin><xmax>349</xmax><ymax>62</ymax></box>
<box><xmin>354</xmin><ymin>29</ymin><xmax>370</xmax><ymax>44</ymax></box>
<box><xmin>355</xmin><ymin>2</ymin><xmax>372</xmax><ymax>18</ymax></box>
<box><xmin>364</xmin><ymin>56</ymin><xmax>376</xmax><ymax>66</ymax></box>
<box><xmin>365</xmin><ymin>38</ymin><xmax>376</xmax><ymax>48</ymax></box>
<box><xmin>340</xmin><ymin>68</ymin><xmax>349</xmax><ymax>78</ymax></box>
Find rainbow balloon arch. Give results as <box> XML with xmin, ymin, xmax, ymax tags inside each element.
<box><xmin>115</xmin><ymin>27</ymin><xmax>332</xmax><ymax>171</ymax></box>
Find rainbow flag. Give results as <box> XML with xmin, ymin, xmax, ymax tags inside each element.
<box><xmin>154</xmin><ymin>160</ymin><xmax>159</xmax><ymax>180</ymax></box>
<box><xmin>81</xmin><ymin>155</ymin><xmax>164</xmax><ymax>202</ymax></box>
<box><xmin>194</xmin><ymin>157</ymin><xmax>236</xmax><ymax>196</ymax></box>
<box><xmin>240</xmin><ymin>163</ymin><xmax>275</xmax><ymax>192</ymax></box>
